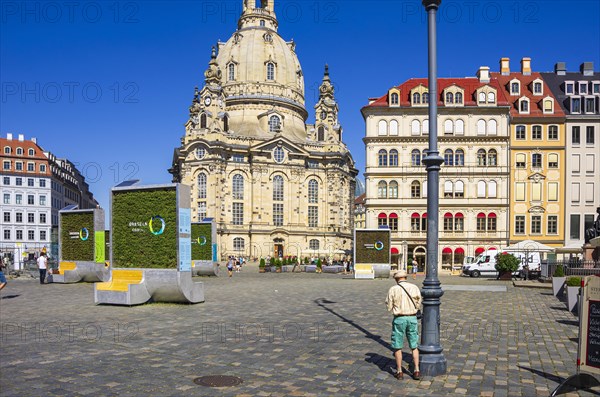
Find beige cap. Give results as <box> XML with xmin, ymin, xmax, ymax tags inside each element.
<box><xmin>394</xmin><ymin>270</ymin><xmax>407</xmax><ymax>280</ymax></box>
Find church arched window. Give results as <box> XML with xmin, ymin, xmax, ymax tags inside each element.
<box><xmin>317</xmin><ymin>126</ymin><xmax>325</xmax><ymax>141</ymax></box>
<box><xmin>308</xmin><ymin>179</ymin><xmax>318</xmax><ymax>203</ymax></box>
<box><xmin>198</xmin><ymin>173</ymin><xmax>207</xmax><ymax>199</ymax></box>
<box><xmin>266</xmin><ymin>62</ymin><xmax>275</xmax><ymax>81</ymax></box>
<box><xmin>273</xmin><ymin>175</ymin><xmax>284</xmax><ymax>201</ymax></box>
<box><xmin>232</xmin><ymin>174</ymin><xmax>244</xmax><ymax>200</ymax></box>
<box><xmin>269</xmin><ymin>115</ymin><xmax>281</xmax><ymax>132</ymax></box>
<box><xmin>200</xmin><ymin>113</ymin><xmax>207</xmax><ymax>129</ymax></box>
<box><xmin>228</xmin><ymin>63</ymin><xmax>235</xmax><ymax>81</ymax></box>
<box><xmin>223</xmin><ymin>115</ymin><xmax>229</xmax><ymax>132</ymax></box>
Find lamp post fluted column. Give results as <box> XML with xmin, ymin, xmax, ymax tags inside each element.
<box><xmin>419</xmin><ymin>0</ymin><xmax>447</xmax><ymax>376</ymax></box>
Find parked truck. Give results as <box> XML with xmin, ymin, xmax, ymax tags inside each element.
<box><xmin>462</xmin><ymin>250</ymin><xmax>541</xmax><ymax>278</ymax></box>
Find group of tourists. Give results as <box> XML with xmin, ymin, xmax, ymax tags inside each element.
<box><xmin>226</xmin><ymin>256</ymin><xmax>245</xmax><ymax>277</ymax></box>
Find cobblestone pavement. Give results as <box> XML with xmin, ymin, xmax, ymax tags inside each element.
<box><xmin>0</xmin><ymin>267</ymin><xmax>596</xmax><ymax>396</ymax></box>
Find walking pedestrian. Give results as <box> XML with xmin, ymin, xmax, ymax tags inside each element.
<box><xmin>411</xmin><ymin>259</ymin><xmax>418</xmax><ymax>280</ymax></box>
<box><xmin>37</xmin><ymin>252</ymin><xmax>48</xmax><ymax>284</ymax></box>
<box><xmin>385</xmin><ymin>270</ymin><xmax>422</xmax><ymax>380</ymax></box>
<box><xmin>227</xmin><ymin>256</ymin><xmax>234</xmax><ymax>277</ymax></box>
<box><xmin>0</xmin><ymin>257</ymin><xmax>8</xmax><ymax>291</ymax></box>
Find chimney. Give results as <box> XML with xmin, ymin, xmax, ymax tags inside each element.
<box><xmin>581</xmin><ymin>62</ymin><xmax>594</xmax><ymax>76</ymax></box>
<box><xmin>500</xmin><ymin>57</ymin><xmax>510</xmax><ymax>75</ymax></box>
<box><xmin>555</xmin><ymin>62</ymin><xmax>567</xmax><ymax>75</ymax></box>
<box><xmin>7</xmin><ymin>133</ymin><xmax>13</xmax><ymax>140</ymax></box>
<box><xmin>32</xmin><ymin>137</ymin><xmax>37</xmax><ymax>144</ymax></box>
<box><xmin>477</xmin><ymin>66</ymin><xmax>491</xmax><ymax>83</ymax></box>
<box><xmin>521</xmin><ymin>57</ymin><xmax>532</xmax><ymax>75</ymax></box>
<box><xmin>18</xmin><ymin>134</ymin><xmax>24</xmax><ymax>142</ymax></box>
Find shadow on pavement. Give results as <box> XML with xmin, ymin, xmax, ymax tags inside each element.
<box><xmin>557</xmin><ymin>319</ymin><xmax>579</xmax><ymax>326</ymax></box>
<box><xmin>1</xmin><ymin>294</ymin><xmax>20</xmax><ymax>300</ymax></box>
<box><xmin>518</xmin><ymin>365</ymin><xmax>564</xmax><ymax>384</ymax></box>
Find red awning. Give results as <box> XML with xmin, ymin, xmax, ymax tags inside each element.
<box><xmin>455</xmin><ymin>247</ymin><xmax>465</xmax><ymax>254</ymax></box>
<box><xmin>411</xmin><ymin>212</ymin><xmax>420</xmax><ymax>218</ymax></box>
<box><xmin>455</xmin><ymin>212</ymin><xmax>464</xmax><ymax>218</ymax></box>
<box><xmin>488</xmin><ymin>213</ymin><xmax>497</xmax><ymax>218</ymax></box>
<box><xmin>475</xmin><ymin>247</ymin><xmax>485</xmax><ymax>255</ymax></box>
<box><xmin>477</xmin><ymin>213</ymin><xmax>486</xmax><ymax>218</ymax></box>
<box><xmin>389</xmin><ymin>213</ymin><xmax>398</xmax><ymax>218</ymax></box>
<box><xmin>488</xmin><ymin>247</ymin><xmax>497</xmax><ymax>251</ymax></box>
<box><xmin>391</xmin><ymin>247</ymin><xmax>399</xmax><ymax>254</ymax></box>
<box><xmin>378</xmin><ymin>212</ymin><xmax>387</xmax><ymax>219</ymax></box>
<box><xmin>422</xmin><ymin>213</ymin><xmax>427</xmax><ymax>218</ymax></box>
<box><xmin>444</xmin><ymin>212</ymin><xmax>453</xmax><ymax>218</ymax></box>
<box><xmin>442</xmin><ymin>247</ymin><xmax>452</xmax><ymax>254</ymax></box>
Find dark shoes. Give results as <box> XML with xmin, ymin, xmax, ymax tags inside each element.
<box><xmin>412</xmin><ymin>371</ymin><xmax>421</xmax><ymax>380</ymax></box>
<box><xmin>395</xmin><ymin>370</ymin><xmax>403</xmax><ymax>380</ymax></box>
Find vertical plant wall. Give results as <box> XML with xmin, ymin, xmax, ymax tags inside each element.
<box><xmin>112</xmin><ymin>188</ymin><xmax>178</xmax><ymax>269</ymax></box>
<box><xmin>191</xmin><ymin>223</ymin><xmax>213</xmax><ymax>261</ymax></box>
<box><xmin>60</xmin><ymin>211</ymin><xmax>95</xmax><ymax>261</ymax></box>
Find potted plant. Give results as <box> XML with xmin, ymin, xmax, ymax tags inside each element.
<box><xmin>494</xmin><ymin>252</ymin><xmax>520</xmax><ymax>280</ymax></box>
<box><xmin>259</xmin><ymin>258</ymin><xmax>266</xmax><ymax>273</ymax></box>
<box><xmin>269</xmin><ymin>257</ymin><xmax>276</xmax><ymax>272</ymax></box>
<box><xmin>566</xmin><ymin>276</ymin><xmax>582</xmax><ymax>313</ymax></box>
<box><xmin>552</xmin><ymin>265</ymin><xmax>566</xmax><ymax>297</ymax></box>
<box><xmin>275</xmin><ymin>258</ymin><xmax>282</xmax><ymax>273</ymax></box>
<box><xmin>316</xmin><ymin>258</ymin><xmax>322</xmax><ymax>273</ymax></box>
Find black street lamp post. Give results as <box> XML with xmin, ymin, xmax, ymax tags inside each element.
<box><xmin>419</xmin><ymin>0</ymin><xmax>447</xmax><ymax>376</ymax></box>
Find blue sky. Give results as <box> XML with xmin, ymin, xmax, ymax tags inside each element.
<box><xmin>2</xmin><ymin>0</ymin><xmax>599</xmax><ymax>211</ymax></box>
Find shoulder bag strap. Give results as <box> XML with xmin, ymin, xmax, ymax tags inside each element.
<box><xmin>397</xmin><ymin>282</ymin><xmax>418</xmax><ymax>310</ymax></box>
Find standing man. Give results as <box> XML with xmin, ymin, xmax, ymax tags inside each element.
<box><xmin>0</xmin><ymin>256</ymin><xmax>8</xmax><ymax>291</ymax></box>
<box><xmin>37</xmin><ymin>252</ymin><xmax>48</xmax><ymax>284</ymax></box>
<box><xmin>385</xmin><ymin>270</ymin><xmax>422</xmax><ymax>380</ymax></box>
<box><xmin>411</xmin><ymin>258</ymin><xmax>418</xmax><ymax>280</ymax></box>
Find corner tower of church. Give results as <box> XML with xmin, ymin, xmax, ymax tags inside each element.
<box><xmin>170</xmin><ymin>0</ymin><xmax>358</xmax><ymax>261</ymax></box>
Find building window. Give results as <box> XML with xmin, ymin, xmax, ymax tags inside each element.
<box><xmin>516</xmin><ymin>216</ymin><xmax>526</xmax><ymax>235</ymax></box>
<box><xmin>308</xmin><ymin>206</ymin><xmax>318</xmax><ymax>227</ymax></box>
<box><xmin>273</xmin><ymin>203</ymin><xmax>283</xmax><ymax>226</ymax></box>
<box><xmin>309</xmin><ymin>239</ymin><xmax>319</xmax><ymax>250</ymax></box>
<box><xmin>533</xmin><ymin>82</ymin><xmax>542</xmax><ymax>94</ymax></box>
<box><xmin>2</xmin><ymin>177</ymin><xmax>8</xmax><ymax>185</ymax></box>
<box><xmin>2</xmin><ymin>161</ymin><xmax>9</xmax><ymax>170</ymax></box>
<box><xmin>378</xmin><ymin>181</ymin><xmax>388</xmax><ymax>199</ymax></box>
<box><xmin>198</xmin><ymin>173</ymin><xmax>207</xmax><ymax>199</ymax></box>
<box><xmin>232</xmin><ymin>202</ymin><xmax>243</xmax><ymax>225</ymax></box>
<box><xmin>487</xmin><ymin>214</ymin><xmax>497</xmax><ymax>231</ymax></box>
<box><xmin>446</xmin><ymin>92</ymin><xmax>454</xmax><ymax>104</ymax></box>
<box><xmin>40</xmin><ymin>230</ymin><xmax>47</xmax><ymax>241</ymax></box>
<box><xmin>548</xmin><ymin>216</ymin><xmax>558</xmax><ymax>234</ymax></box>
<box><xmin>16</xmin><ymin>230</ymin><xmax>23</xmax><ymax>240</ymax></box>
<box><xmin>455</xmin><ymin>119</ymin><xmax>464</xmax><ymax>135</ymax></box>
<box><xmin>273</xmin><ymin>147</ymin><xmax>285</xmax><ymax>163</ymax></box>
<box><xmin>3</xmin><ymin>212</ymin><xmax>9</xmax><ymax>222</ymax></box>
<box><xmin>411</xmin><ymin>214</ymin><xmax>420</xmax><ymax>231</ymax></box>
<box><xmin>378</xmin><ymin>149</ymin><xmax>388</xmax><ymax>166</ymax></box>
<box><xmin>548</xmin><ymin>125</ymin><xmax>558</xmax><ymax>140</ymax></box>
<box><xmin>422</xmin><ymin>92</ymin><xmax>429</xmax><ymax>104</ymax></box>
<box><xmin>266</xmin><ymin>62</ymin><xmax>275</xmax><ymax>80</ymax></box>
<box><xmin>16</xmin><ymin>213</ymin><xmax>22</xmax><ymax>223</ymax></box>
<box><xmin>15</xmin><ymin>194</ymin><xmax>21</xmax><ymax>205</ymax></box>
<box><xmin>28</xmin><ymin>213</ymin><xmax>34</xmax><ymax>223</ymax></box>
<box><xmin>39</xmin><ymin>179</ymin><xmax>46</xmax><ymax>187</ymax></box>
<box><xmin>200</xmin><ymin>113</ymin><xmax>207</xmax><ymax>128</ymax></box>
<box><xmin>303</xmin><ymin>179</ymin><xmax>317</xmax><ymax>205</ymax></box>
<box><xmin>594</xmin><ymin>83</ymin><xmax>600</xmax><ymax>94</ymax></box>
<box><xmin>317</xmin><ymin>126</ymin><xmax>325</xmax><ymax>141</ymax></box>
<box><xmin>476</xmin><ymin>213</ymin><xmax>486</xmax><ymax>232</ymax></box>
<box><xmin>27</xmin><ymin>163</ymin><xmax>34</xmax><ymax>172</ymax></box>
<box><xmin>544</xmin><ymin>99</ymin><xmax>553</xmax><ymax>113</ymax></box>
<box><xmin>27</xmin><ymin>178</ymin><xmax>34</xmax><ymax>187</ymax></box>
<box><xmin>516</xmin><ymin>125</ymin><xmax>526</xmax><ymax>140</ymax></box>
<box><xmin>411</xmin><ymin>181</ymin><xmax>421</xmax><ymax>198</ymax></box>
<box><xmin>443</xmin><ymin>213</ymin><xmax>453</xmax><ymax>231</ymax></box>
<box><xmin>454</xmin><ymin>213</ymin><xmax>464</xmax><ymax>231</ymax></box>
<box><xmin>444</xmin><ymin>119</ymin><xmax>453</xmax><ymax>135</ymax></box>
<box><xmin>444</xmin><ymin>149</ymin><xmax>454</xmax><ymax>166</ymax></box>
<box><xmin>477</xmin><ymin>181</ymin><xmax>486</xmax><ymax>198</ymax></box>
<box><xmin>477</xmin><ymin>149</ymin><xmax>487</xmax><ymax>166</ymax></box>
<box><xmin>566</xmin><ymin>82</ymin><xmax>574</xmax><ymax>94</ymax></box>
<box><xmin>378</xmin><ymin>213</ymin><xmax>387</xmax><ymax>228</ymax></box>
<box><xmin>520</xmin><ymin>99</ymin><xmax>529</xmax><ymax>113</ymax></box>
<box><xmin>228</xmin><ymin>63</ymin><xmax>235</xmax><ymax>81</ymax></box>
<box><xmin>488</xmin><ymin>149</ymin><xmax>497</xmax><ymax>166</ymax></box>
<box><xmin>478</xmin><ymin>92</ymin><xmax>486</xmax><ymax>103</ymax></box>
<box><xmin>16</xmin><ymin>177</ymin><xmax>22</xmax><ymax>186</ymax></box>
<box><xmin>571</xmin><ymin>97</ymin><xmax>581</xmax><ymax>113</ymax></box>
<box><xmin>391</xmin><ymin>93</ymin><xmax>399</xmax><ymax>105</ymax></box>
<box><xmin>3</xmin><ymin>146</ymin><xmax>10</xmax><ymax>154</ymax></box>
<box><xmin>580</xmin><ymin>82</ymin><xmax>588</xmax><ymax>94</ymax></box>
<box><xmin>15</xmin><ymin>162</ymin><xmax>23</xmax><ymax>171</ymax></box>
<box><xmin>378</xmin><ymin>120</ymin><xmax>387</xmax><ymax>136</ymax></box>
<box><xmin>16</xmin><ymin>147</ymin><xmax>23</xmax><ymax>155</ymax></box>
<box><xmin>532</xmin><ymin>125</ymin><xmax>542</xmax><ymax>140</ymax></box>
<box><xmin>388</xmin><ymin>181</ymin><xmax>398</xmax><ymax>199</ymax></box>
<box><xmin>232</xmin><ymin>154</ymin><xmax>244</xmax><ymax>163</ymax></box>
<box><xmin>532</xmin><ymin>153</ymin><xmax>542</xmax><ymax>168</ymax></box>
<box><xmin>28</xmin><ymin>230</ymin><xmax>34</xmax><ymax>240</ymax></box>
<box><xmin>413</xmin><ymin>93</ymin><xmax>421</xmax><ymax>104</ymax></box>
<box><xmin>232</xmin><ymin>237</ymin><xmax>245</xmax><ymax>251</ymax></box>
<box><xmin>27</xmin><ymin>195</ymin><xmax>34</xmax><ymax>205</ymax></box>
<box><xmin>232</xmin><ymin>174</ymin><xmax>244</xmax><ymax>200</ymax></box>
<box><xmin>511</xmin><ymin>82</ymin><xmax>520</xmax><ymax>95</ymax></box>
<box><xmin>587</xmin><ymin>126</ymin><xmax>595</xmax><ymax>144</ymax></box>
<box><xmin>572</xmin><ymin>126</ymin><xmax>581</xmax><ymax>144</ymax></box>
<box><xmin>477</xmin><ymin>119</ymin><xmax>486</xmax><ymax>135</ymax></box>
<box><xmin>260</xmin><ymin>19</ymin><xmax>265</xmax><ymax>26</ymax></box>
<box><xmin>388</xmin><ymin>149</ymin><xmax>398</xmax><ymax>166</ymax></box>
<box><xmin>223</xmin><ymin>115</ymin><xmax>229</xmax><ymax>132</ymax></box>
<box><xmin>531</xmin><ymin>216</ymin><xmax>542</xmax><ymax>234</ymax></box>
<box><xmin>548</xmin><ymin>154</ymin><xmax>559</xmax><ymax>169</ymax></box>
<box><xmin>455</xmin><ymin>149</ymin><xmax>465</xmax><ymax>166</ymax></box>
<box><xmin>456</xmin><ymin>92</ymin><xmax>463</xmax><ymax>104</ymax></box>
<box><xmin>269</xmin><ymin>115</ymin><xmax>281</xmax><ymax>132</ymax></box>
<box><xmin>411</xmin><ymin>149</ymin><xmax>421</xmax><ymax>166</ymax></box>
<box><xmin>454</xmin><ymin>181</ymin><xmax>464</xmax><ymax>198</ymax></box>
<box><xmin>39</xmin><ymin>195</ymin><xmax>46</xmax><ymax>206</ymax></box>
<box><xmin>198</xmin><ymin>201</ymin><xmax>207</xmax><ymax>220</ymax></box>
<box><xmin>273</xmin><ymin>175</ymin><xmax>284</xmax><ymax>201</ymax></box>
<box><xmin>40</xmin><ymin>213</ymin><xmax>46</xmax><ymax>223</ymax></box>
<box><xmin>4</xmin><ymin>230</ymin><xmax>10</xmax><ymax>240</ymax></box>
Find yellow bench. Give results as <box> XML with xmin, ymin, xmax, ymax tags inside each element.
<box><xmin>56</xmin><ymin>261</ymin><xmax>77</xmax><ymax>274</ymax></box>
<box><xmin>96</xmin><ymin>269</ymin><xmax>143</xmax><ymax>292</ymax></box>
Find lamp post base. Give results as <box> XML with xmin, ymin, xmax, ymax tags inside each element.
<box><xmin>419</xmin><ymin>353</ymin><xmax>447</xmax><ymax>377</ymax></box>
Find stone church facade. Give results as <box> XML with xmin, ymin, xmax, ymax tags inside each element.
<box><xmin>170</xmin><ymin>0</ymin><xmax>357</xmax><ymax>260</ymax></box>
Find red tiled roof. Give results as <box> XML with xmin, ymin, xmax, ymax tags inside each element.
<box><xmin>490</xmin><ymin>72</ymin><xmax>565</xmax><ymax>118</ymax></box>
<box><xmin>354</xmin><ymin>193</ymin><xmax>366</xmax><ymax>205</ymax></box>
<box><xmin>365</xmin><ymin>77</ymin><xmax>511</xmax><ymax>108</ymax></box>
<box><xmin>0</xmin><ymin>137</ymin><xmax>51</xmax><ymax>176</ymax></box>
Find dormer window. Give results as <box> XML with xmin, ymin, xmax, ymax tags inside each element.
<box><xmin>266</xmin><ymin>62</ymin><xmax>275</xmax><ymax>81</ymax></box>
<box><xmin>455</xmin><ymin>92</ymin><xmax>463</xmax><ymax>104</ymax></box>
<box><xmin>478</xmin><ymin>92</ymin><xmax>486</xmax><ymax>103</ymax></box>
<box><xmin>579</xmin><ymin>82</ymin><xmax>588</xmax><ymax>94</ymax></box>
<box><xmin>16</xmin><ymin>147</ymin><xmax>23</xmax><ymax>155</ymax></box>
<box><xmin>593</xmin><ymin>82</ymin><xmax>600</xmax><ymax>94</ymax></box>
<box><xmin>519</xmin><ymin>97</ymin><xmax>530</xmax><ymax>113</ymax></box>
<box><xmin>543</xmin><ymin>98</ymin><xmax>554</xmax><ymax>114</ymax></box>
<box><xmin>3</xmin><ymin>147</ymin><xmax>10</xmax><ymax>154</ymax></box>
<box><xmin>566</xmin><ymin>81</ymin><xmax>574</xmax><ymax>95</ymax></box>
<box><xmin>487</xmin><ymin>92</ymin><xmax>495</xmax><ymax>103</ymax></box>
<box><xmin>511</xmin><ymin>81</ymin><xmax>520</xmax><ymax>95</ymax></box>
<box><xmin>390</xmin><ymin>93</ymin><xmax>399</xmax><ymax>105</ymax></box>
<box><xmin>269</xmin><ymin>115</ymin><xmax>281</xmax><ymax>132</ymax></box>
<box><xmin>28</xmin><ymin>148</ymin><xmax>34</xmax><ymax>156</ymax></box>
<box><xmin>532</xmin><ymin>79</ymin><xmax>543</xmax><ymax>95</ymax></box>
<box><xmin>422</xmin><ymin>92</ymin><xmax>429</xmax><ymax>104</ymax></box>
<box><xmin>228</xmin><ymin>63</ymin><xmax>235</xmax><ymax>81</ymax></box>
<box><xmin>585</xmin><ymin>97</ymin><xmax>596</xmax><ymax>113</ymax></box>
<box><xmin>413</xmin><ymin>93</ymin><xmax>421</xmax><ymax>104</ymax></box>
<box><xmin>571</xmin><ymin>97</ymin><xmax>581</xmax><ymax>113</ymax></box>
<box><xmin>445</xmin><ymin>92</ymin><xmax>454</xmax><ymax>104</ymax></box>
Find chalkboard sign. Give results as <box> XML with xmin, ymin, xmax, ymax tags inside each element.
<box><xmin>579</xmin><ymin>276</ymin><xmax>600</xmax><ymax>375</ymax></box>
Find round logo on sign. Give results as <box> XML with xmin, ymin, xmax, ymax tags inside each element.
<box><xmin>148</xmin><ymin>216</ymin><xmax>166</xmax><ymax>236</ymax></box>
<box><xmin>374</xmin><ymin>241</ymin><xmax>384</xmax><ymax>251</ymax></box>
<box><xmin>79</xmin><ymin>228</ymin><xmax>89</xmax><ymax>241</ymax></box>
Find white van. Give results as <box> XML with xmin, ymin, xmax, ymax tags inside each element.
<box><xmin>462</xmin><ymin>250</ymin><xmax>541</xmax><ymax>278</ymax></box>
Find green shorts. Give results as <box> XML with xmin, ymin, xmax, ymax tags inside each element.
<box><xmin>391</xmin><ymin>316</ymin><xmax>419</xmax><ymax>350</ymax></box>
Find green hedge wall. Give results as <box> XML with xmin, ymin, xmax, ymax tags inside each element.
<box><xmin>60</xmin><ymin>212</ymin><xmax>95</xmax><ymax>261</ymax></box>
<box><xmin>191</xmin><ymin>223</ymin><xmax>212</xmax><ymax>261</ymax></box>
<box><xmin>112</xmin><ymin>188</ymin><xmax>178</xmax><ymax>269</ymax></box>
<box><xmin>355</xmin><ymin>230</ymin><xmax>391</xmax><ymax>264</ymax></box>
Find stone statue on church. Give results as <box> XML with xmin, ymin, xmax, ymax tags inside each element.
<box><xmin>585</xmin><ymin>207</ymin><xmax>600</xmax><ymax>244</ymax></box>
